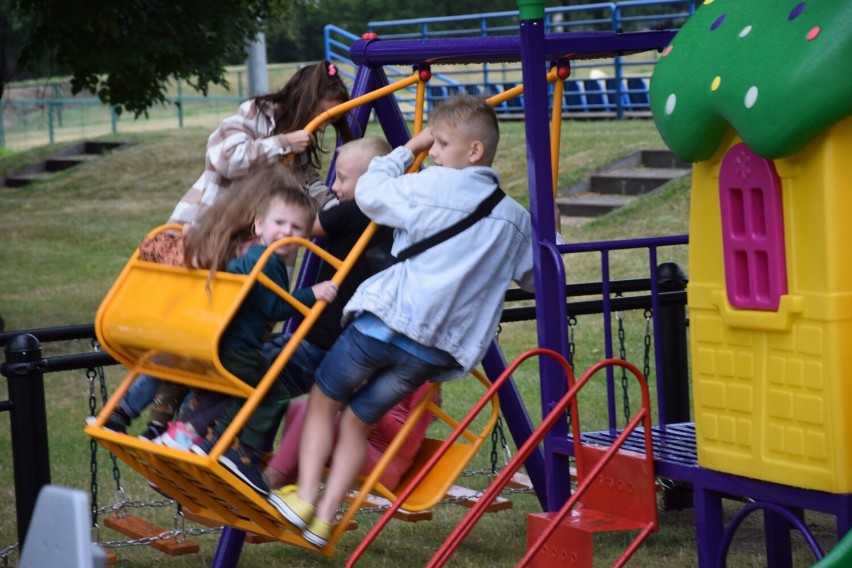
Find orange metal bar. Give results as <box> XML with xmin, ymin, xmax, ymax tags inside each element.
<box><xmin>549</xmin><ymin>68</ymin><xmax>564</xmax><ymax>198</ymax></box>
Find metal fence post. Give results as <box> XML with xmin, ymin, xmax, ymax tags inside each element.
<box><xmin>47</xmin><ymin>102</ymin><xmax>55</xmax><ymax>144</ymax></box>
<box><xmin>656</xmin><ymin>261</ymin><xmax>693</xmax><ymax>510</ymax></box>
<box><xmin>0</xmin><ymin>100</ymin><xmax>5</xmax><ymax>148</ymax></box>
<box><xmin>1</xmin><ymin>333</ymin><xmax>51</xmax><ymax>546</ymax></box>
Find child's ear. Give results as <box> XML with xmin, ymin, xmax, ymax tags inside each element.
<box><xmin>253</xmin><ymin>216</ymin><xmax>263</xmax><ymax>237</ymax></box>
<box><xmin>469</xmin><ymin>140</ymin><xmax>485</xmax><ymax>164</ymax></box>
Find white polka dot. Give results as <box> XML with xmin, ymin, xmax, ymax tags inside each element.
<box><xmin>739</xmin><ymin>25</ymin><xmax>752</xmax><ymax>38</ymax></box>
<box><xmin>744</xmin><ymin>86</ymin><xmax>758</xmax><ymax>108</ymax></box>
<box><xmin>665</xmin><ymin>93</ymin><xmax>677</xmax><ymax>115</ymax></box>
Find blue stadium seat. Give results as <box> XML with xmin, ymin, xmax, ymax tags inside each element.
<box><xmin>563</xmin><ymin>79</ymin><xmax>587</xmax><ymax>112</ymax></box>
<box><xmin>583</xmin><ymin>79</ymin><xmax>609</xmax><ymax>112</ymax></box>
<box><xmin>626</xmin><ymin>77</ymin><xmax>650</xmax><ymax>110</ymax></box>
<box><xmin>605</xmin><ymin>79</ymin><xmax>630</xmax><ymax>112</ymax></box>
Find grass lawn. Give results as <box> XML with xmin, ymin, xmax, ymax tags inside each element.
<box><xmin>0</xmin><ymin>120</ymin><xmax>836</xmax><ymax>566</ymax></box>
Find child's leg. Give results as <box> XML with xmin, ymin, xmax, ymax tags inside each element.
<box><xmin>313</xmin><ymin>406</ymin><xmax>370</xmax><ymax>523</ymax></box>
<box><xmin>264</xmin><ymin>399</ymin><xmax>309</xmax><ymax>488</ymax></box>
<box><xmin>216</xmin><ymin>340</ymin><xmax>325</xmax><ymax>451</ymax></box>
<box><xmin>147</xmin><ymin>381</ymin><xmax>189</xmax><ymax>426</ymax></box>
<box><xmin>308</xmin><ymin>332</ymin><xmax>457</xmax><ymax>527</ymax></box>
<box><xmin>116</xmin><ymin>374</ymin><xmax>161</xmax><ymax>421</ymax></box>
<box><xmin>182</xmin><ymin>392</ymin><xmax>230</xmax><ymax>438</ymax></box>
<box><xmin>295</xmin><ymin>385</ymin><xmax>344</xmax><ymax>505</ymax></box>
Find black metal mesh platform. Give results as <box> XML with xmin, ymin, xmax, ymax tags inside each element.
<box><xmin>570</xmin><ymin>422</ymin><xmax>698</xmax><ymax>481</ymax></box>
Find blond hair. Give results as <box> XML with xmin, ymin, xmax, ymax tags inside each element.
<box><xmin>429</xmin><ymin>95</ymin><xmax>500</xmax><ymax>165</ymax></box>
<box><xmin>336</xmin><ymin>136</ymin><xmax>392</xmax><ymax>173</ymax></box>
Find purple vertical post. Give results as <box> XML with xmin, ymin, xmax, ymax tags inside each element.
<box><xmin>518</xmin><ymin>0</ymin><xmax>571</xmax><ymax>511</ymax></box>
<box><xmin>210</xmin><ymin>527</ymin><xmax>246</xmax><ymax>568</ymax></box>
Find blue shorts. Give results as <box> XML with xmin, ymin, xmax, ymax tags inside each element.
<box><xmin>262</xmin><ymin>333</ymin><xmax>329</xmax><ymax>399</ymax></box>
<box><xmin>314</xmin><ymin>325</ymin><xmax>458</xmax><ymax>424</ymax></box>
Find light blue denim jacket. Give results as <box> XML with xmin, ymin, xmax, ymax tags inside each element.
<box><xmin>345</xmin><ymin>146</ymin><xmax>535</xmax><ymax>377</ymax></box>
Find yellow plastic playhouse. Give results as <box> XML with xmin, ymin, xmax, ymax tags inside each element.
<box><xmin>650</xmin><ymin>0</ymin><xmax>852</xmax><ymax>492</ymax></box>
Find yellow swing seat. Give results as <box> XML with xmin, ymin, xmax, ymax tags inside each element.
<box><xmin>86</xmin><ymin>223</ymin><xmax>375</xmax><ymax>548</ymax></box>
<box><xmin>325</xmin><ymin>370</ymin><xmax>501</xmax><ymax>553</ymax></box>
<box><xmin>367</xmin><ymin>370</ymin><xmax>500</xmax><ymax>512</ymax></box>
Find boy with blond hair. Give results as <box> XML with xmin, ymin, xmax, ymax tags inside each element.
<box><xmin>277</xmin><ymin>95</ymin><xmax>535</xmax><ymax>547</ymax></box>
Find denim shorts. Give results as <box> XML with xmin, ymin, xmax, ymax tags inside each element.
<box><xmin>314</xmin><ymin>325</ymin><xmax>458</xmax><ymax>424</ymax></box>
<box><xmin>262</xmin><ymin>333</ymin><xmax>329</xmax><ymax>399</ymax></box>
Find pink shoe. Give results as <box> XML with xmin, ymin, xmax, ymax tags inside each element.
<box><xmin>159</xmin><ymin>421</ymin><xmax>195</xmax><ymax>451</ymax></box>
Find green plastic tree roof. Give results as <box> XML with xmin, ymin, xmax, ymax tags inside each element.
<box><xmin>650</xmin><ymin>0</ymin><xmax>852</xmax><ymax>162</ymax></box>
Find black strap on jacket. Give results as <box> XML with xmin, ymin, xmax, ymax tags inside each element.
<box><xmin>394</xmin><ymin>186</ymin><xmax>506</xmax><ymax>263</ymax></box>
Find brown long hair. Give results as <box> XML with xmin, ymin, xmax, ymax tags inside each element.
<box><xmin>184</xmin><ymin>164</ymin><xmax>317</xmax><ymax>280</ymax></box>
<box><xmin>255</xmin><ymin>60</ymin><xmax>355</xmax><ymax>174</ymax></box>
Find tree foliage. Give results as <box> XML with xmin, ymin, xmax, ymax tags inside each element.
<box><xmin>2</xmin><ymin>0</ymin><xmax>659</xmax><ymax>116</ymax></box>
<box><xmin>4</xmin><ymin>0</ymin><xmax>291</xmax><ymax>116</ymax></box>
<box><xmin>265</xmin><ymin>0</ymin><xmax>519</xmax><ymax>63</ymax></box>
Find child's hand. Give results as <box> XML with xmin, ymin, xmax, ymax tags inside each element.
<box><xmin>280</xmin><ymin>130</ymin><xmax>312</xmax><ymax>154</ymax></box>
<box><xmin>405</xmin><ymin>127</ymin><xmax>433</xmax><ymax>155</ymax></box>
<box><xmin>311</xmin><ymin>281</ymin><xmax>338</xmax><ymax>303</ymax></box>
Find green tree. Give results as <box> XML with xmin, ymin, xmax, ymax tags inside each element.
<box><xmin>3</xmin><ymin>0</ymin><xmax>291</xmax><ymax>116</ymax></box>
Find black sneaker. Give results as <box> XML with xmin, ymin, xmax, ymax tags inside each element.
<box><xmin>104</xmin><ymin>407</ymin><xmax>131</xmax><ymax>433</ymax></box>
<box><xmin>137</xmin><ymin>421</ymin><xmax>167</xmax><ymax>442</ymax></box>
<box><xmin>218</xmin><ymin>442</ymin><xmax>270</xmax><ymax>496</ymax></box>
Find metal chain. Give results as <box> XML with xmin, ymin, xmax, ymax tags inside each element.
<box><xmin>566</xmin><ymin>316</ymin><xmax>577</xmax><ymax>434</ymax></box>
<box><xmin>99</xmin><ymin>525</ymin><xmax>223</xmax><ymax>549</ymax></box>
<box><xmin>643</xmin><ymin>309</ymin><xmax>653</xmax><ymax>381</ymax></box>
<box><xmin>566</xmin><ymin>316</ymin><xmax>577</xmax><ymax>369</ymax></box>
<box><xmin>91</xmin><ymin>341</ymin><xmax>123</xmax><ymax>493</ymax></box>
<box><xmin>488</xmin><ymin>416</ymin><xmax>512</xmax><ymax>476</ymax></box>
<box><xmin>87</xmin><ymin>367</ymin><xmax>100</xmax><ymax>530</ymax></box>
<box><xmin>615</xmin><ymin>305</ymin><xmax>631</xmax><ymax>425</ymax></box>
<box><xmin>96</xmin><ymin>498</ymin><xmax>176</xmax><ymax>516</ymax></box>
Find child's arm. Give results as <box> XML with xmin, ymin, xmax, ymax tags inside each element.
<box><xmin>404</xmin><ymin>127</ymin><xmax>433</xmax><ymax>155</ymax></box>
<box><xmin>309</xmin><ymin>281</ymin><xmax>338</xmax><ymax>304</ymax></box>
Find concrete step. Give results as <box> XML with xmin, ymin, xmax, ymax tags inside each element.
<box><xmin>556</xmin><ymin>192</ymin><xmax>634</xmax><ymax>218</ymax></box>
<box><xmin>4</xmin><ymin>172</ymin><xmax>54</xmax><ymax>187</ymax></box>
<box><xmin>639</xmin><ymin>148</ymin><xmax>691</xmax><ymax>169</ymax></box>
<box><xmin>590</xmin><ymin>167</ymin><xmax>692</xmax><ymax>196</ymax></box>
<box><xmin>2</xmin><ymin>140</ymin><xmax>131</xmax><ymax>188</ymax></box>
<box><xmin>556</xmin><ymin>149</ymin><xmax>691</xmax><ymax>220</ymax></box>
<box><xmin>45</xmin><ymin>154</ymin><xmax>98</xmax><ymax>172</ymax></box>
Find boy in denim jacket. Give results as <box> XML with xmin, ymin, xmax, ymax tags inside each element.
<box><xmin>277</xmin><ymin>95</ymin><xmax>535</xmax><ymax>547</ymax></box>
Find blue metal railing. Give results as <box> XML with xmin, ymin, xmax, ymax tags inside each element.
<box><xmin>325</xmin><ymin>0</ymin><xmax>700</xmax><ymax>118</ymax></box>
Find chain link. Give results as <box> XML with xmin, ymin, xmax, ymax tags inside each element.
<box><xmin>87</xmin><ymin>367</ymin><xmax>100</xmax><ymax>529</ymax></box>
<box><xmin>566</xmin><ymin>316</ymin><xmax>577</xmax><ymax>369</ymax></box>
<box><xmin>615</xmin><ymin>304</ymin><xmax>631</xmax><ymax>425</ymax></box>
<box><xmin>99</xmin><ymin>525</ymin><xmax>223</xmax><ymax>549</ymax></box>
<box><xmin>643</xmin><ymin>309</ymin><xmax>653</xmax><ymax>382</ymax></box>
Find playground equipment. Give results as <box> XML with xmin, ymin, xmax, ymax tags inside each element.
<box><xmin>82</xmin><ymin>3</ymin><xmax>686</xmax><ymax>565</ymax></box>
<box><xmin>5</xmin><ymin>0</ymin><xmax>849</xmax><ymax>565</ymax></box>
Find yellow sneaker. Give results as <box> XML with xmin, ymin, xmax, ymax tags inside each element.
<box><xmin>269</xmin><ymin>485</ymin><xmax>314</xmax><ymax>530</ymax></box>
<box><xmin>303</xmin><ymin>517</ymin><xmax>332</xmax><ymax>548</ymax></box>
